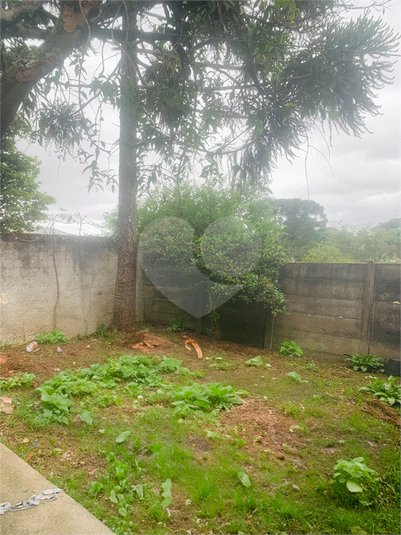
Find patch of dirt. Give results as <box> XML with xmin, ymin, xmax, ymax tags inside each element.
<box><xmin>0</xmin><ymin>338</ymin><xmax>114</xmax><ymax>384</ymax></box>
<box><xmin>186</xmin><ymin>433</ymin><xmax>214</xmax><ymax>454</ymax></box>
<box><xmin>219</xmin><ymin>399</ymin><xmax>303</xmax><ymax>461</ymax></box>
<box><xmin>362</xmin><ymin>398</ymin><xmax>400</xmax><ymax>427</ymax></box>
<box><xmin>131</xmin><ymin>330</ymin><xmax>174</xmax><ymax>350</ymax></box>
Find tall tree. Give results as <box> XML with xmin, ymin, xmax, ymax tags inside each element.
<box><xmin>1</xmin><ymin>1</ymin><xmax>399</xmax><ymax>329</ymax></box>
<box><xmin>0</xmin><ymin>136</ymin><xmax>55</xmax><ymax>233</ymax></box>
<box><xmin>272</xmin><ymin>198</ymin><xmax>328</xmax><ymax>260</ymax></box>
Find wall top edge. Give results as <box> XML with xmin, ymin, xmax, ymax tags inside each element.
<box><xmin>0</xmin><ymin>234</ymin><xmax>116</xmax><ymax>243</ymax></box>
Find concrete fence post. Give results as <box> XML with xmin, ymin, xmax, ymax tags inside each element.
<box><xmin>360</xmin><ymin>261</ymin><xmax>375</xmax><ymax>355</ymax></box>
<box><xmin>263</xmin><ymin>311</ymin><xmax>274</xmax><ymax>350</ymax></box>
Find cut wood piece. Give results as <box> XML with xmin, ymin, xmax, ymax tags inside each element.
<box><xmin>183</xmin><ymin>335</ymin><xmax>203</xmax><ymax>359</ymax></box>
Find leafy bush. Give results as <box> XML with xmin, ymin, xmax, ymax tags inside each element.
<box><xmin>279</xmin><ymin>341</ymin><xmax>303</xmax><ymax>357</ymax></box>
<box><xmin>0</xmin><ymin>372</ymin><xmax>35</xmax><ymax>390</ymax></box>
<box><xmin>345</xmin><ymin>354</ymin><xmax>383</xmax><ymax>372</ymax></box>
<box><xmin>166</xmin><ymin>319</ymin><xmax>189</xmax><ymax>332</ymax></box>
<box><xmin>36</xmin><ymin>329</ymin><xmax>69</xmax><ymax>344</ymax></box>
<box><xmin>359</xmin><ymin>376</ymin><xmax>401</xmax><ymax>406</ymax></box>
<box><xmin>331</xmin><ymin>457</ymin><xmax>379</xmax><ymax>505</ymax></box>
<box><xmin>171</xmin><ymin>382</ymin><xmax>246</xmax><ymax>416</ymax></box>
<box><xmin>34</xmin><ymin>354</ymin><xmax>167</xmax><ymax>425</ymax></box>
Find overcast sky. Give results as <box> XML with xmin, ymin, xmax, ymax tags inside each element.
<box><xmin>21</xmin><ymin>0</ymin><xmax>400</xmax><ymax>235</ymax></box>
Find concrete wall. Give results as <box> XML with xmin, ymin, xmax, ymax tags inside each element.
<box><xmin>272</xmin><ymin>263</ymin><xmax>400</xmax><ymax>359</ymax></box>
<box><xmin>143</xmin><ymin>263</ymin><xmax>400</xmax><ymax>359</ymax></box>
<box><xmin>1</xmin><ymin>234</ymin><xmax>399</xmax><ymax>360</ymax></box>
<box><xmin>0</xmin><ymin>234</ymin><xmax>117</xmax><ymax>343</ymax></box>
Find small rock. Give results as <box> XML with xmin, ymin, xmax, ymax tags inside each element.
<box><xmin>22</xmin><ymin>438</ymin><xmax>29</xmax><ymax>444</ymax></box>
<box><xmin>0</xmin><ymin>396</ymin><xmax>13</xmax><ymax>414</ymax></box>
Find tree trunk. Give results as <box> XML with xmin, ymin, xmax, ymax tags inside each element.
<box><xmin>112</xmin><ymin>7</ymin><xmax>139</xmax><ymax>332</ymax></box>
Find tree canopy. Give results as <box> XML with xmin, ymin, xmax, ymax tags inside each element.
<box><xmin>0</xmin><ymin>136</ymin><xmax>55</xmax><ymax>233</ymax></box>
<box><xmin>1</xmin><ymin>1</ymin><xmax>398</xmax><ymax>182</ymax></box>
<box><xmin>272</xmin><ymin>198</ymin><xmax>328</xmax><ymax>260</ymax></box>
<box><xmin>135</xmin><ymin>182</ymin><xmax>288</xmax><ymax>315</ymax></box>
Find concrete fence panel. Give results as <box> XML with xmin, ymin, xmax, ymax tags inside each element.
<box><xmin>0</xmin><ymin>235</ymin><xmax>117</xmax><ymax>343</ymax></box>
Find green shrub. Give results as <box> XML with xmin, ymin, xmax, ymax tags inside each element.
<box><xmin>171</xmin><ymin>382</ymin><xmax>246</xmax><ymax>416</ymax></box>
<box><xmin>359</xmin><ymin>376</ymin><xmax>401</xmax><ymax>406</ymax></box>
<box><xmin>345</xmin><ymin>354</ymin><xmax>383</xmax><ymax>372</ymax></box>
<box><xmin>279</xmin><ymin>341</ymin><xmax>303</xmax><ymax>357</ymax></box>
<box><xmin>166</xmin><ymin>319</ymin><xmax>189</xmax><ymax>332</ymax></box>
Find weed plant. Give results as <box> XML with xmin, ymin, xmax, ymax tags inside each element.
<box><xmin>346</xmin><ymin>354</ymin><xmax>384</xmax><ymax>372</ymax></box>
<box><xmin>359</xmin><ymin>376</ymin><xmax>401</xmax><ymax>406</ymax></box>
<box><xmin>0</xmin><ymin>372</ymin><xmax>35</xmax><ymax>390</ymax></box>
<box><xmin>29</xmin><ymin>354</ymin><xmax>247</xmax><ymax>426</ymax></box>
<box><xmin>279</xmin><ymin>341</ymin><xmax>303</xmax><ymax>357</ymax></box>
<box><xmin>330</xmin><ymin>457</ymin><xmax>380</xmax><ymax>506</ymax></box>
<box><xmin>166</xmin><ymin>319</ymin><xmax>189</xmax><ymax>332</ymax></box>
<box><xmin>36</xmin><ymin>329</ymin><xmax>69</xmax><ymax>344</ymax></box>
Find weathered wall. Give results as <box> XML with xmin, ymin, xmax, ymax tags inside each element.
<box><xmin>0</xmin><ymin>235</ymin><xmax>117</xmax><ymax>343</ymax></box>
<box><xmin>143</xmin><ymin>263</ymin><xmax>400</xmax><ymax>359</ymax></box>
<box><xmin>1</xmin><ymin>235</ymin><xmax>399</xmax><ymax>360</ymax></box>
<box><xmin>272</xmin><ymin>263</ymin><xmax>400</xmax><ymax>359</ymax></box>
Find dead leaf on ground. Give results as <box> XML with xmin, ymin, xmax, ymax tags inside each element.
<box><xmin>0</xmin><ymin>357</ymin><xmax>6</xmax><ymax>365</ymax></box>
<box><xmin>321</xmin><ymin>447</ymin><xmax>337</xmax><ymax>454</ymax></box>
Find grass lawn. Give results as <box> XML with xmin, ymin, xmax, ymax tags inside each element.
<box><xmin>1</xmin><ymin>324</ymin><xmax>400</xmax><ymax>535</ymax></box>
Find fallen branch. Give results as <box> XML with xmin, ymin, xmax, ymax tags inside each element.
<box><xmin>183</xmin><ymin>335</ymin><xmax>203</xmax><ymax>359</ymax></box>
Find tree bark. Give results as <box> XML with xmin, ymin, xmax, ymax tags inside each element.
<box><xmin>112</xmin><ymin>7</ymin><xmax>139</xmax><ymax>331</ymax></box>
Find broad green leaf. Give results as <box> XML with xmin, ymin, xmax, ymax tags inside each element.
<box><xmin>346</xmin><ymin>481</ymin><xmax>363</xmax><ymax>493</ymax></box>
<box><xmin>79</xmin><ymin>410</ymin><xmax>93</xmax><ymax>425</ymax></box>
<box><xmin>161</xmin><ymin>478</ymin><xmax>172</xmax><ymax>507</ymax></box>
<box><xmin>110</xmin><ymin>489</ymin><xmax>118</xmax><ymax>503</ymax></box>
<box><xmin>132</xmin><ymin>484</ymin><xmax>144</xmax><ymax>500</ymax></box>
<box><xmin>238</xmin><ymin>471</ymin><xmax>251</xmax><ymax>488</ymax></box>
<box><xmin>206</xmin><ymin>430</ymin><xmax>223</xmax><ymax>440</ymax></box>
<box><xmin>245</xmin><ymin>356</ymin><xmax>263</xmax><ymax>367</ymax></box>
<box><xmin>116</xmin><ymin>430</ymin><xmax>131</xmax><ymax>443</ymax></box>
